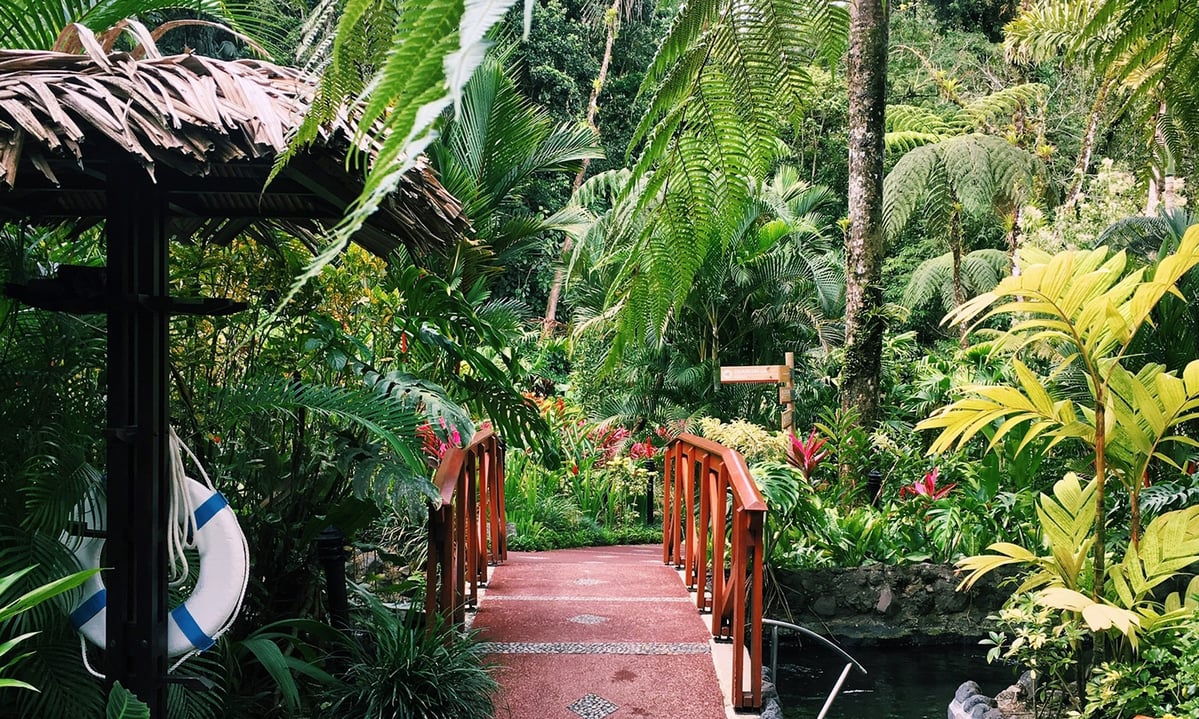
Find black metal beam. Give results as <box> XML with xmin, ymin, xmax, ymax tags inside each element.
<box><xmin>105</xmin><ymin>163</ymin><xmax>170</xmax><ymax>717</ymax></box>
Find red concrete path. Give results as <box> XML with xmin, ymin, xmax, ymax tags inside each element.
<box><xmin>474</xmin><ymin>544</ymin><xmax>728</xmax><ymax>719</ymax></box>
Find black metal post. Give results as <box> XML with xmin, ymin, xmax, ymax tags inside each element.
<box><xmin>105</xmin><ymin>163</ymin><xmax>170</xmax><ymax>716</ymax></box>
<box><xmin>643</xmin><ymin>459</ymin><xmax>656</xmax><ymax>525</ymax></box>
<box><xmin>867</xmin><ymin>468</ymin><xmax>883</xmax><ymax>507</ymax></box>
<box><xmin>316</xmin><ymin>526</ymin><xmax>350</xmax><ymax>631</ymax></box>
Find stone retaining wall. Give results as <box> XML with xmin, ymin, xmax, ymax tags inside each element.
<box><xmin>772</xmin><ymin>563</ymin><xmax>1014</xmax><ymax>645</ymax></box>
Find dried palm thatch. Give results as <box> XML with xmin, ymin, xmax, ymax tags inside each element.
<box><xmin>0</xmin><ymin>22</ymin><xmax>467</xmax><ymax>256</ymax></box>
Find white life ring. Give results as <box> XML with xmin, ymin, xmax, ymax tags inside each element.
<box><xmin>65</xmin><ymin>477</ymin><xmax>249</xmax><ymax>657</ymax></box>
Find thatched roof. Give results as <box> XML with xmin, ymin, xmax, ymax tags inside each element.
<box><xmin>0</xmin><ymin>31</ymin><xmax>467</xmax><ymax>256</ymax></box>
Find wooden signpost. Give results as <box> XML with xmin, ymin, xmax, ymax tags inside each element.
<box><xmin>719</xmin><ymin>352</ymin><xmax>796</xmax><ymax>431</ymax></box>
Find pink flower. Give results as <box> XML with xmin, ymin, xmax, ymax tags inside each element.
<box><xmin>899</xmin><ymin>467</ymin><xmax>956</xmax><ymax>501</ymax></box>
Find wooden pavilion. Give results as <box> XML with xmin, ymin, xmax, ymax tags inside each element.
<box><xmin>0</xmin><ymin>26</ymin><xmax>467</xmax><ymax>716</ymax></box>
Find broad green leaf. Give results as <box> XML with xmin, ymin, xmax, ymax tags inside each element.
<box><xmin>106</xmin><ymin>681</ymin><xmax>150</xmax><ymax>719</ymax></box>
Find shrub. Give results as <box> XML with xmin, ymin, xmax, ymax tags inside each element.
<box><xmin>322</xmin><ymin>591</ymin><xmax>496</xmax><ymax>719</ymax></box>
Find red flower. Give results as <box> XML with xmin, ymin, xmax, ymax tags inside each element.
<box><xmin>899</xmin><ymin>467</ymin><xmax>956</xmax><ymax>501</ymax></box>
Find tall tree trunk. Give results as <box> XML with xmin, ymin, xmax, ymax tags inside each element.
<box><xmin>542</xmin><ymin>1</ymin><xmax>620</xmax><ymax>338</ymax></box>
<box><xmin>841</xmin><ymin>0</ymin><xmax>889</xmax><ymax>431</ymax></box>
<box><xmin>949</xmin><ymin>210</ymin><xmax>967</xmax><ymax>348</ymax></box>
<box><xmin>1145</xmin><ymin>100</ymin><xmax>1170</xmax><ymax>216</ymax></box>
<box><xmin>1063</xmin><ymin>80</ymin><xmax>1110</xmax><ymax>210</ymax></box>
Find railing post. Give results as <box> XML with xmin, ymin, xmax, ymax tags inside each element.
<box><xmin>662</xmin><ymin>434</ymin><xmax>766</xmax><ymax>711</ymax></box>
<box><xmin>426</xmin><ymin>429</ymin><xmax>506</xmax><ymax>634</ymax></box>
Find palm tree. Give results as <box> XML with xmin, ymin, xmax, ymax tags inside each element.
<box><xmin>1006</xmin><ymin>0</ymin><xmax>1199</xmax><ymax>212</ymax></box>
<box><xmin>883</xmin><ymin>134</ymin><xmax>1040</xmax><ymax>345</ymax></box>
<box><xmin>902</xmin><ymin>248</ymin><xmax>1010</xmax><ymax>323</ymax></box>
<box><xmin>428</xmin><ymin>53</ymin><xmax>601</xmax><ymax>287</ymax></box>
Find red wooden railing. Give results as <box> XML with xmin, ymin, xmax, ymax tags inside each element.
<box><xmin>663</xmin><ymin>434</ymin><xmax>766</xmax><ymax>710</ymax></box>
<box><xmin>425</xmin><ymin>427</ymin><xmax>507</xmax><ymax>629</ymax></box>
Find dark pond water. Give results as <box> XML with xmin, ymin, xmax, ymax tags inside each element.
<box><xmin>774</xmin><ymin>641</ymin><xmax>1017</xmax><ymax>719</ymax></box>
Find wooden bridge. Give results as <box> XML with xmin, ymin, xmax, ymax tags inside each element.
<box><xmin>427</xmin><ymin>429</ymin><xmax>767</xmax><ymax>718</ymax></box>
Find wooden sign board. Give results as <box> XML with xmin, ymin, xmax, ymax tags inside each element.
<box><xmin>781</xmin><ymin>408</ymin><xmax>794</xmax><ymax>430</ymax></box>
<box><xmin>720</xmin><ymin>364</ymin><xmax>790</xmax><ymax>384</ymax></box>
<box><xmin>779</xmin><ymin>387</ymin><xmax>792</xmax><ymax>404</ymax></box>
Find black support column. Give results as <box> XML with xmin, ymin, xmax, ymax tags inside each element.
<box><xmin>105</xmin><ymin>163</ymin><xmax>171</xmax><ymax>716</ymax></box>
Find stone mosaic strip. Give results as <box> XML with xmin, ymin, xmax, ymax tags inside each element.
<box><xmin>568</xmin><ymin>614</ymin><xmax>609</xmax><ymax>625</ymax></box>
<box><xmin>572</xmin><ymin>578</ymin><xmax>606</xmax><ymax>586</ymax></box>
<box><xmin>484</xmin><ymin>595</ymin><xmax>693</xmax><ymax>602</ymax></box>
<box><xmin>568</xmin><ymin>693</ymin><xmax>619</xmax><ymax>719</ymax></box>
<box><xmin>478</xmin><ymin>641</ymin><xmax>711</xmax><ymax>655</ymax></box>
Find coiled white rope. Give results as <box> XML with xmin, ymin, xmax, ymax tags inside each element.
<box><xmin>168</xmin><ymin>427</ymin><xmax>202</xmax><ymax>589</ymax></box>
<box><xmin>166</xmin><ymin>427</ymin><xmax>249</xmax><ymax>673</ymax></box>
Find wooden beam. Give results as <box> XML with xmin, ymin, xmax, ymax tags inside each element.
<box><xmin>720</xmin><ymin>365</ymin><xmax>789</xmax><ymax>384</ymax></box>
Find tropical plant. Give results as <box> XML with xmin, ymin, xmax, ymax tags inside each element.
<box><xmin>918</xmin><ymin>228</ymin><xmax>1199</xmax><ymax>594</ymax></box>
<box><xmin>883</xmin><ymin>133</ymin><xmax>1040</xmax><ymax>344</ymax></box>
<box><xmin>961</xmin><ymin>474</ymin><xmax>1199</xmax><ymax>707</ymax></box>
<box><xmin>902</xmin><ymin>248</ymin><xmax>1011</xmax><ymax>321</ymax></box>
<box><xmin>429</xmin><ymin>52</ymin><xmax>600</xmax><ymax>287</ymax></box>
<box><xmin>321</xmin><ymin>591</ymin><xmax>496</xmax><ymax>719</ymax></box>
<box><xmin>277</xmin><ymin>0</ymin><xmax>530</xmax><ymax>310</ymax></box>
<box><xmin>786</xmin><ymin>429</ymin><xmax>830</xmax><ymax>483</ymax></box>
<box><xmin>898</xmin><ymin>466</ymin><xmax>956</xmax><ymax>500</ymax></box>
<box><xmin>573</xmin><ymin>0</ymin><xmax>849</xmax><ymax>364</ymax></box>
<box><xmin>0</xmin><ymin>0</ymin><xmax>289</xmax><ymax>55</ymax></box>
<box><xmin>0</xmin><ymin>566</ymin><xmax>97</xmax><ymax>692</ymax></box>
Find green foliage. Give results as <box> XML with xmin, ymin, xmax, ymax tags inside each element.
<box><xmin>693</xmin><ymin>418</ymin><xmax>788</xmax><ymax>464</ymax></box>
<box><xmin>0</xmin><ymin>0</ymin><xmax>291</xmax><ymax>55</ymax></box>
<box><xmin>0</xmin><ymin>565</ymin><xmax>97</xmax><ymax>692</ymax></box>
<box><xmin>587</xmin><ymin>0</ymin><xmax>849</xmax><ymax>355</ymax></box>
<box><xmin>276</xmin><ymin>0</ymin><xmax>525</xmax><ymax>313</ymax></box>
<box><xmin>961</xmin><ymin>474</ymin><xmax>1199</xmax><ymax>656</ymax></box>
<box><xmin>884</xmin><ymin>134</ymin><xmax>1040</xmax><ymax>240</ymax></box>
<box><xmin>322</xmin><ymin>592</ymin><xmax>496</xmax><ymax>719</ymax></box>
<box><xmin>982</xmin><ymin>592</ymin><xmax>1087</xmax><ymax>716</ymax></box>
<box><xmin>919</xmin><ymin>229</ymin><xmax>1199</xmax><ymax>573</ymax></box>
<box><xmin>902</xmin><ymin>248</ymin><xmax>1011</xmax><ymax>318</ymax></box>
<box><xmin>105</xmin><ymin>682</ymin><xmax>150</xmax><ymax>719</ymax></box>
<box><xmin>1080</xmin><ymin>613</ymin><xmax>1199</xmax><ymax>718</ymax></box>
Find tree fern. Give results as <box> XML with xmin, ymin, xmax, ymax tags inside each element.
<box><xmin>589</xmin><ymin>0</ymin><xmax>849</xmax><ymax>355</ymax></box>
<box><xmin>903</xmin><ymin>249</ymin><xmax>1011</xmax><ymax>316</ymax></box>
<box><xmin>274</xmin><ymin>0</ymin><xmax>530</xmax><ymax>314</ymax></box>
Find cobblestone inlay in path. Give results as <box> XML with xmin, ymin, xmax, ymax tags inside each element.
<box><xmin>483</xmin><ymin>595</ymin><xmax>693</xmax><ymax>602</ymax></box>
<box><xmin>479</xmin><ymin>641</ymin><xmax>711</xmax><ymax>655</ymax></box>
<box><xmin>572</xmin><ymin>578</ymin><xmax>606</xmax><ymax>585</ymax></box>
<box><xmin>568</xmin><ymin>614</ymin><xmax>609</xmax><ymax>625</ymax></box>
<box><xmin>567</xmin><ymin>693</ymin><xmax>619</xmax><ymax>719</ymax></box>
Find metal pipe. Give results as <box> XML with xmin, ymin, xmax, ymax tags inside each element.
<box><xmin>762</xmin><ymin>618</ymin><xmax>868</xmax><ymax>675</ymax></box>
<box><xmin>770</xmin><ymin>623</ymin><xmax>779</xmax><ymax>685</ymax></box>
<box><xmin>817</xmin><ymin>663</ymin><xmax>855</xmax><ymax>719</ymax></box>
<box><xmin>763</xmin><ymin>617</ymin><xmax>867</xmax><ymax>719</ymax></box>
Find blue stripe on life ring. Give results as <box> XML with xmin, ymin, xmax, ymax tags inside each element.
<box><xmin>70</xmin><ymin>589</ymin><xmax>105</xmax><ymax>629</ymax></box>
<box><xmin>171</xmin><ymin>604</ymin><xmax>216</xmax><ymax>651</ymax></box>
<box><xmin>193</xmin><ymin>492</ymin><xmax>229</xmax><ymax>530</ymax></box>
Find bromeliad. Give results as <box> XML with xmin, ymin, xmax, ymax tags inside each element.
<box><xmin>899</xmin><ymin>466</ymin><xmax>956</xmax><ymax>500</ymax></box>
<box><xmin>787</xmin><ymin>429</ymin><xmax>829</xmax><ymax>482</ymax></box>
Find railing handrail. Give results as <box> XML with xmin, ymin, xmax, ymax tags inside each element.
<box><xmin>674</xmin><ymin>433</ymin><xmax>767</xmax><ymax>512</ymax></box>
<box><xmin>664</xmin><ymin>434</ymin><xmax>766</xmax><ymax>710</ymax></box>
<box><xmin>426</xmin><ymin>426</ymin><xmax>506</xmax><ymax>633</ymax></box>
<box><xmin>432</xmin><ymin>426</ymin><xmax>496</xmax><ymax>505</ymax></box>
